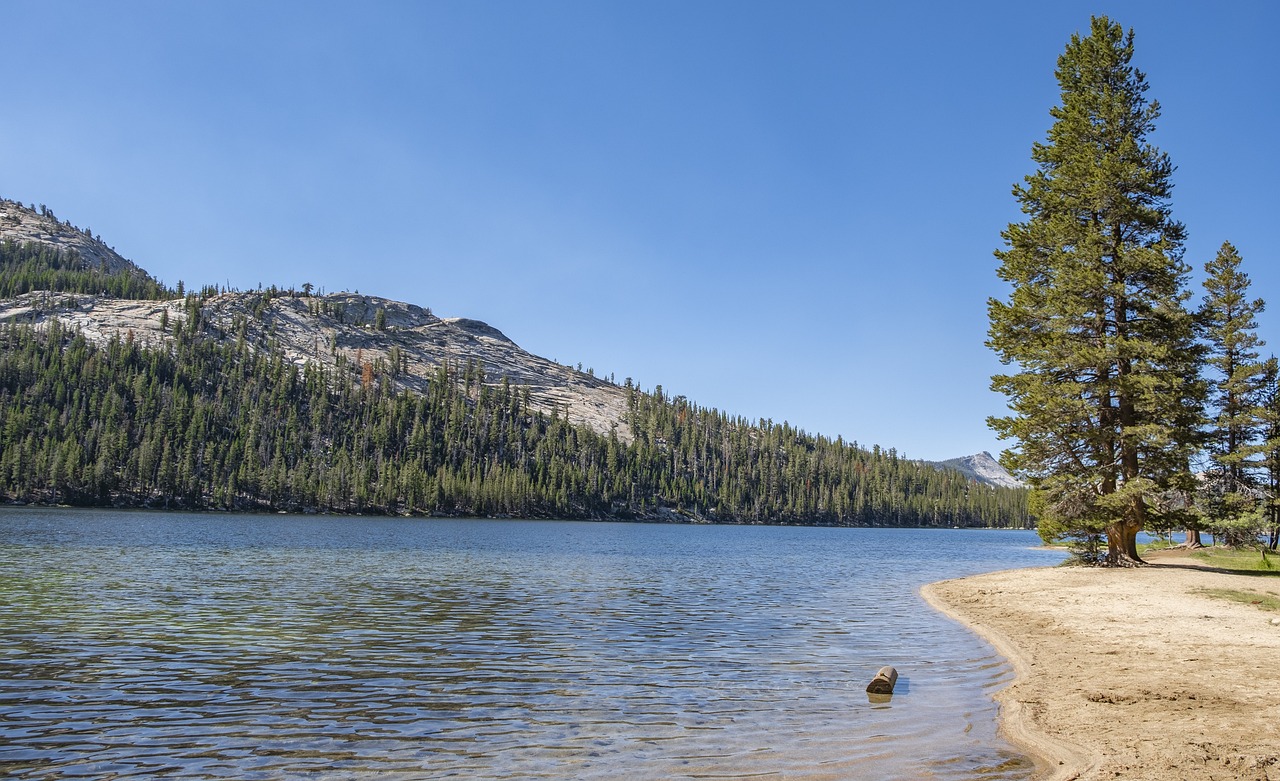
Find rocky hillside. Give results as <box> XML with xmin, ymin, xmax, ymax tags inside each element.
<box><xmin>0</xmin><ymin>287</ymin><xmax>633</xmax><ymax>442</ymax></box>
<box><xmin>1</xmin><ymin>197</ymin><xmax>630</xmax><ymax>438</ymax></box>
<box><xmin>0</xmin><ymin>198</ymin><xmax>147</xmax><ymax>278</ymax></box>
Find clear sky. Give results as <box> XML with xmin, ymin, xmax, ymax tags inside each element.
<box><xmin>3</xmin><ymin>1</ymin><xmax>1275</xmax><ymax>461</ymax></box>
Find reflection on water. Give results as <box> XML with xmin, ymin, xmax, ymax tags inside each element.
<box><xmin>0</xmin><ymin>510</ymin><xmax>1063</xmax><ymax>780</ymax></box>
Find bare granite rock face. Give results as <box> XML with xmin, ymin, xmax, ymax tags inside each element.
<box><xmin>224</xmin><ymin>292</ymin><xmax>633</xmax><ymax>441</ymax></box>
<box><xmin>0</xmin><ymin>198</ymin><xmax>147</xmax><ymax>278</ymax></box>
<box><xmin>930</xmin><ymin>451</ymin><xmax>1024</xmax><ymax>489</ymax></box>
<box><xmin>0</xmin><ymin>288</ymin><xmax>633</xmax><ymax>442</ymax></box>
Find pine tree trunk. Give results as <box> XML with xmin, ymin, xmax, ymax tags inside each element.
<box><xmin>1104</xmin><ymin>500</ymin><xmax>1146</xmax><ymax>566</ymax></box>
<box><xmin>1185</xmin><ymin>528</ymin><xmax>1203</xmax><ymax>548</ymax></box>
<box><xmin>1104</xmin><ymin>521</ymin><xmax>1144</xmax><ymax>565</ymax></box>
<box><xmin>1122</xmin><ymin>519</ymin><xmax>1143</xmax><ymax>562</ymax></box>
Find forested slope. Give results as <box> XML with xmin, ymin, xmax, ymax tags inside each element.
<box><xmin>0</xmin><ymin>231</ymin><xmax>1031</xmax><ymax>527</ymax></box>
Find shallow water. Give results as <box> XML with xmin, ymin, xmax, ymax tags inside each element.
<box><xmin>0</xmin><ymin>509</ymin><xmax>1063</xmax><ymax>780</ymax></box>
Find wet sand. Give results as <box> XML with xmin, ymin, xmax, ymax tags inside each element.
<box><xmin>922</xmin><ymin>549</ymin><xmax>1280</xmax><ymax>780</ymax></box>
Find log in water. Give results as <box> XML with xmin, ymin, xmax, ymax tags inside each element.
<box><xmin>866</xmin><ymin>665</ymin><xmax>899</xmax><ymax>694</ymax></box>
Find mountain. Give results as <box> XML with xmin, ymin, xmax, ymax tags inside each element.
<box><xmin>932</xmin><ymin>452</ymin><xmax>1024</xmax><ymax>489</ymax></box>
<box><xmin>0</xmin><ymin>197</ymin><xmax>630</xmax><ymax>441</ymax></box>
<box><xmin>0</xmin><ymin>197</ymin><xmax>1031</xmax><ymax>525</ymax></box>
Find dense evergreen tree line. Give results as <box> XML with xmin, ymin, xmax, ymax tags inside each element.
<box><xmin>622</xmin><ymin>387</ymin><xmax>1026</xmax><ymax>525</ymax></box>
<box><xmin>0</xmin><ymin>240</ymin><xmax>170</xmax><ymax>300</ymax></box>
<box><xmin>0</xmin><ymin>296</ymin><xmax>1031</xmax><ymax>526</ymax></box>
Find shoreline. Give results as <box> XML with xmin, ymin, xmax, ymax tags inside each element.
<box><xmin>923</xmin><ymin>549</ymin><xmax>1280</xmax><ymax>780</ymax></box>
<box><xmin>920</xmin><ymin>576</ymin><xmax>1095</xmax><ymax>780</ymax></box>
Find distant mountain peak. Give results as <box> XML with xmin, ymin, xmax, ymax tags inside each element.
<box><xmin>931</xmin><ymin>451</ymin><xmax>1024</xmax><ymax>489</ymax></box>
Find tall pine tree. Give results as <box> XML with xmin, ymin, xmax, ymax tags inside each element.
<box><xmin>1200</xmin><ymin>241</ymin><xmax>1274</xmax><ymax>546</ymax></box>
<box><xmin>987</xmin><ymin>16</ymin><xmax>1200</xmax><ymax>565</ymax></box>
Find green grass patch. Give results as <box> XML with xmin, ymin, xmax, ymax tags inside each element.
<box><xmin>1190</xmin><ymin>547</ymin><xmax>1280</xmax><ymax>574</ymax></box>
<box><xmin>1194</xmin><ymin>587</ymin><xmax>1280</xmax><ymax>612</ymax></box>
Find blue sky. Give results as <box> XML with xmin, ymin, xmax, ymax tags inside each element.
<box><xmin>3</xmin><ymin>1</ymin><xmax>1276</xmax><ymax>461</ymax></box>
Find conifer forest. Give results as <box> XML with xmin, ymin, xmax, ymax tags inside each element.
<box><xmin>0</xmin><ymin>238</ymin><xmax>1031</xmax><ymax>527</ymax></box>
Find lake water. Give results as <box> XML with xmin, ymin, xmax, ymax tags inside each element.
<box><xmin>0</xmin><ymin>509</ymin><xmax>1064</xmax><ymax>780</ymax></box>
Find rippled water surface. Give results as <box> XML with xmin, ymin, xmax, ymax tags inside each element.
<box><xmin>0</xmin><ymin>510</ymin><xmax>1064</xmax><ymax>780</ymax></box>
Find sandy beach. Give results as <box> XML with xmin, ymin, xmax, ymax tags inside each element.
<box><xmin>922</xmin><ymin>549</ymin><xmax>1280</xmax><ymax>781</ymax></box>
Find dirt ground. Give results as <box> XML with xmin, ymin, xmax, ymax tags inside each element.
<box><xmin>922</xmin><ymin>549</ymin><xmax>1280</xmax><ymax>780</ymax></box>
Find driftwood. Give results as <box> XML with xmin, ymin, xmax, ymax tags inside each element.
<box><xmin>865</xmin><ymin>666</ymin><xmax>898</xmax><ymax>694</ymax></box>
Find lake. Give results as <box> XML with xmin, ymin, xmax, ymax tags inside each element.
<box><xmin>0</xmin><ymin>509</ymin><xmax>1064</xmax><ymax>780</ymax></box>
